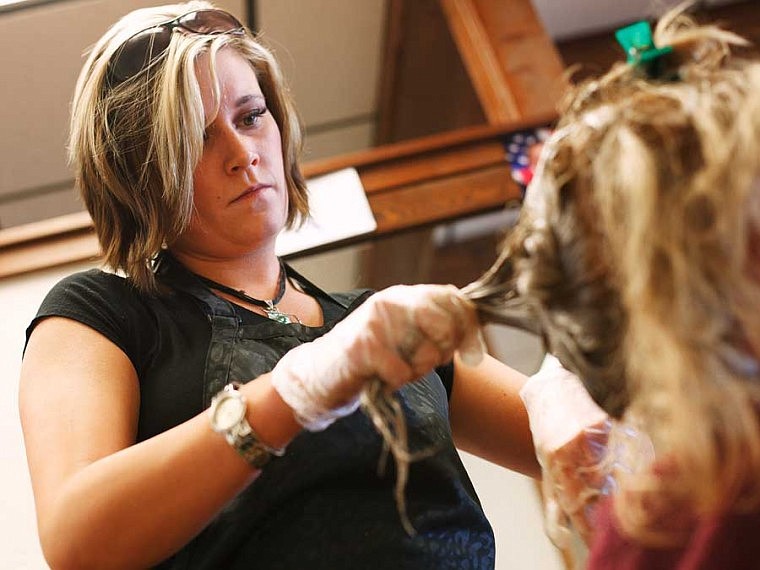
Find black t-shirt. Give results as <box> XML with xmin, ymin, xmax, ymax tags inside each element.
<box><xmin>26</xmin><ymin>267</ymin><xmax>495</xmax><ymax>569</ymax></box>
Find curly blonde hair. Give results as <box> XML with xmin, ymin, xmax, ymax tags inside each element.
<box><xmin>69</xmin><ymin>1</ymin><xmax>307</xmax><ymax>292</ymax></box>
<box><xmin>468</xmin><ymin>4</ymin><xmax>760</xmax><ymax>544</ymax></box>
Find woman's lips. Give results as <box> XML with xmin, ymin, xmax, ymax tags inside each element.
<box><xmin>230</xmin><ymin>183</ymin><xmax>270</xmax><ymax>204</ymax></box>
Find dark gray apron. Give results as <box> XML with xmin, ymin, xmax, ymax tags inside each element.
<box><xmin>155</xmin><ymin>254</ymin><xmax>495</xmax><ymax>569</ymax></box>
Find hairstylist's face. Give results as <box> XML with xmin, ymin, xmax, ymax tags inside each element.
<box><xmin>172</xmin><ymin>48</ymin><xmax>288</xmax><ymax>259</ymax></box>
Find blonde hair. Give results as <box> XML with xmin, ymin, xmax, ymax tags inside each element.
<box><xmin>467</xmin><ymin>3</ymin><xmax>760</xmax><ymax>545</ymax></box>
<box><xmin>69</xmin><ymin>1</ymin><xmax>307</xmax><ymax>292</ymax></box>
<box><xmin>549</xmin><ymin>7</ymin><xmax>760</xmax><ymax>543</ymax></box>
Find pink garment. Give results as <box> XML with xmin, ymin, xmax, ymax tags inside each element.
<box><xmin>588</xmin><ymin>498</ymin><xmax>760</xmax><ymax>569</ymax></box>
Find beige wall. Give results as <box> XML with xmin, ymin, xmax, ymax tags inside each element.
<box><xmin>258</xmin><ymin>0</ymin><xmax>386</xmax><ymax>161</ymax></box>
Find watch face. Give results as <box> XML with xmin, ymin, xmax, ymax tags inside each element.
<box><xmin>213</xmin><ymin>396</ymin><xmax>246</xmax><ymax>431</ymax></box>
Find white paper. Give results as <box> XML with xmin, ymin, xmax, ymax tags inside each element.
<box><xmin>275</xmin><ymin>167</ymin><xmax>376</xmax><ymax>256</ymax></box>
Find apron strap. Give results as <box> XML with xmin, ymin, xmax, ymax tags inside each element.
<box><xmin>154</xmin><ymin>252</ymin><xmax>242</xmax><ymax>407</ymax></box>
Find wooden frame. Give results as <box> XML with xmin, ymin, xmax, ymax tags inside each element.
<box><xmin>0</xmin><ymin>113</ymin><xmax>555</xmax><ymax>279</ymax></box>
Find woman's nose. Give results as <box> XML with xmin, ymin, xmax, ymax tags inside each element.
<box><xmin>224</xmin><ymin>131</ymin><xmax>259</xmax><ymax>174</ymax></box>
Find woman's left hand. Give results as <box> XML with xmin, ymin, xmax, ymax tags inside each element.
<box><xmin>520</xmin><ymin>354</ymin><xmax>613</xmax><ymax>546</ymax></box>
<box><xmin>271</xmin><ymin>284</ymin><xmax>484</xmax><ymax>431</ymax></box>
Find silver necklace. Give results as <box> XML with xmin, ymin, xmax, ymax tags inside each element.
<box><xmin>196</xmin><ymin>260</ymin><xmax>294</xmax><ymax>324</ymax></box>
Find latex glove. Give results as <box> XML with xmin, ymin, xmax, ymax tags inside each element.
<box><xmin>271</xmin><ymin>284</ymin><xmax>484</xmax><ymax>431</ymax></box>
<box><xmin>520</xmin><ymin>354</ymin><xmax>612</xmax><ymax>547</ymax></box>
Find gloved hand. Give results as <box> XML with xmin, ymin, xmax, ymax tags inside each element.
<box><xmin>520</xmin><ymin>354</ymin><xmax>613</xmax><ymax>547</ymax></box>
<box><xmin>271</xmin><ymin>284</ymin><xmax>484</xmax><ymax>431</ymax></box>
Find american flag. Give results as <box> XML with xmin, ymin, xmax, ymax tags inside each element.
<box><xmin>503</xmin><ymin>127</ymin><xmax>552</xmax><ymax>192</ymax></box>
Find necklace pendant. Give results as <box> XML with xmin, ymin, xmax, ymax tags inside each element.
<box><xmin>265</xmin><ymin>301</ymin><xmax>292</xmax><ymax>324</ymax></box>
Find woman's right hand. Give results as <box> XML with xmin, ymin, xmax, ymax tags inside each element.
<box><xmin>520</xmin><ymin>354</ymin><xmax>615</xmax><ymax>546</ymax></box>
<box><xmin>271</xmin><ymin>284</ymin><xmax>484</xmax><ymax>430</ymax></box>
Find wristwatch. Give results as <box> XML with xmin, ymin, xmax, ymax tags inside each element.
<box><xmin>208</xmin><ymin>382</ymin><xmax>286</xmax><ymax>468</ymax></box>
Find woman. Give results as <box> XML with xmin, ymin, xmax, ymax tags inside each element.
<box><xmin>468</xmin><ymin>5</ymin><xmax>760</xmax><ymax>568</ymax></box>
<box><xmin>19</xmin><ymin>3</ymin><xmax>537</xmax><ymax>568</ymax></box>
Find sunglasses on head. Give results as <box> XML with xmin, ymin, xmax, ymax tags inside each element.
<box><xmin>107</xmin><ymin>9</ymin><xmax>245</xmax><ymax>86</ymax></box>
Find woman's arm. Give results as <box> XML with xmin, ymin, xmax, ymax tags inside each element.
<box><xmin>20</xmin><ymin>317</ymin><xmax>301</xmax><ymax>570</ymax></box>
<box><xmin>449</xmin><ymin>353</ymin><xmax>540</xmax><ymax>478</ymax></box>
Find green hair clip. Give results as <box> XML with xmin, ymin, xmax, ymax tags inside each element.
<box><xmin>615</xmin><ymin>20</ymin><xmax>673</xmax><ymax>73</ymax></box>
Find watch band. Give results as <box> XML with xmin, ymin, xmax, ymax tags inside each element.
<box><xmin>210</xmin><ymin>382</ymin><xmax>286</xmax><ymax>469</ymax></box>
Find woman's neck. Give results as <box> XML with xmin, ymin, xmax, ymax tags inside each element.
<box><xmin>168</xmin><ymin>247</ymin><xmax>283</xmax><ymax>301</ymax></box>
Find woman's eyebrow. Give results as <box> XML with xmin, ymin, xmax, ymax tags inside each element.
<box><xmin>234</xmin><ymin>94</ymin><xmax>265</xmax><ymax>107</ymax></box>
